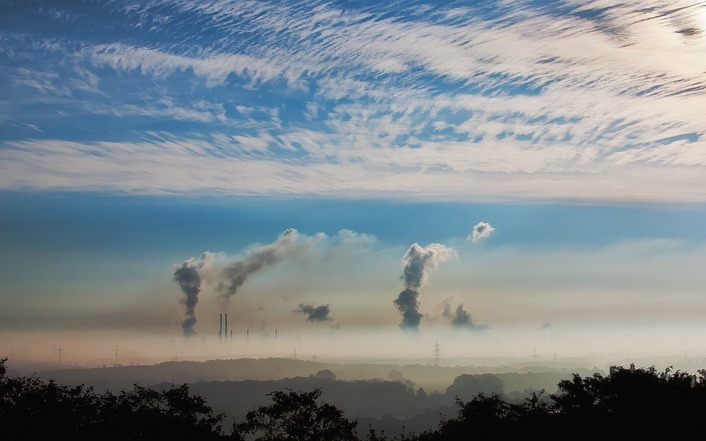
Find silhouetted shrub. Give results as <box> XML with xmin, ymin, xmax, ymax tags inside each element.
<box><xmin>4</xmin><ymin>357</ymin><xmax>706</xmax><ymax>441</ymax></box>
<box><xmin>0</xmin><ymin>358</ymin><xmax>225</xmax><ymax>440</ymax></box>
<box><xmin>232</xmin><ymin>388</ymin><xmax>359</xmax><ymax>441</ymax></box>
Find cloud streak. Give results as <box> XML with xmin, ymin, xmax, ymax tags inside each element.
<box><xmin>1</xmin><ymin>1</ymin><xmax>705</xmax><ymax>203</ymax></box>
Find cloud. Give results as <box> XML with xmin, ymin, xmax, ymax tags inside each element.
<box><xmin>394</xmin><ymin>243</ymin><xmax>455</xmax><ymax>332</ymax></box>
<box><xmin>3</xmin><ymin>1</ymin><xmax>706</xmax><ymax>203</ymax></box>
<box><xmin>87</xmin><ymin>43</ymin><xmax>291</xmax><ymax>88</ymax></box>
<box><xmin>469</xmin><ymin>222</ymin><xmax>495</xmax><ymax>242</ymax></box>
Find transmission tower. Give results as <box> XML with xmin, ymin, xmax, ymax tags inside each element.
<box><xmin>433</xmin><ymin>340</ymin><xmax>441</xmax><ymax>366</ymax></box>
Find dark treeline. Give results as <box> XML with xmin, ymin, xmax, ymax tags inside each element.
<box><xmin>2</xmin><ymin>357</ymin><xmax>706</xmax><ymax>440</ymax></box>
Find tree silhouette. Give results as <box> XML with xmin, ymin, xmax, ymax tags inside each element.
<box><xmin>0</xmin><ymin>357</ymin><xmax>226</xmax><ymax>440</ymax></box>
<box><xmin>232</xmin><ymin>388</ymin><xmax>359</xmax><ymax>441</ymax></box>
<box><xmin>97</xmin><ymin>383</ymin><xmax>226</xmax><ymax>440</ymax></box>
<box><xmin>550</xmin><ymin>364</ymin><xmax>706</xmax><ymax>437</ymax></box>
<box><xmin>5</xmin><ymin>357</ymin><xmax>706</xmax><ymax>441</ymax></box>
<box><xmin>415</xmin><ymin>364</ymin><xmax>706</xmax><ymax>440</ymax></box>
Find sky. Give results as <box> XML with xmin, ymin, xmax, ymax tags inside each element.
<box><xmin>2</xmin><ymin>0</ymin><xmax>706</xmax><ymax>369</ymax></box>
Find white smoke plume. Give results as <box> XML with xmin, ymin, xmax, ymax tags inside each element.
<box><xmin>394</xmin><ymin>243</ymin><xmax>455</xmax><ymax>331</ymax></box>
<box><xmin>468</xmin><ymin>221</ymin><xmax>495</xmax><ymax>242</ymax></box>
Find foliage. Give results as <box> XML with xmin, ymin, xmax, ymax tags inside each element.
<box><xmin>232</xmin><ymin>388</ymin><xmax>359</xmax><ymax>441</ymax></box>
<box><xmin>0</xmin><ymin>357</ymin><xmax>225</xmax><ymax>440</ymax></box>
<box><xmin>4</xmin><ymin>357</ymin><xmax>706</xmax><ymax>441</ymax></box>
<box><xmin>550</xmin><ymin>364</ymin><xmax>706</xmax><ymax>437</ymax></box>
<box><xmin>373</xmin><ymin>364</ymin><xmax>706</xmax><ymax>440</ymax></box>
<box><xmin>418</xmin><ymin>364</ymin><xmax>706</xmax><ymax>440</ymax></box>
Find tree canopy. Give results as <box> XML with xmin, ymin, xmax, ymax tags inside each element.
<box><xmin>3</xmin><ymin>358</ymin><xmax>706</xmax><ymax>440</ymax></box>
<box><xmin>232</xmin><ymin>388</ymin><xmax>359</xmax><ymax>441</ymax></box>
<box><xmin>0</xmin><ymin>358</ymin><xmax>225</xmax><ymax>440</ymax></box>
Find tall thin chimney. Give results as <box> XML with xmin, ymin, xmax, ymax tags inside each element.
<box><xmin>219</xmin><ymin>313</ymin><xmax>223</xmax><ymax>340</ymax></box>
<box><xmin>224</xmin><ymin>313</ymin><xmax>228</xmax><ymax>343</ymax></box>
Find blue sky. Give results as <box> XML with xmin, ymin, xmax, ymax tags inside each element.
<box><xmin>2</xmin><ymin>0</ymin><xmax>706</xmax><ymax>367</ymax></box>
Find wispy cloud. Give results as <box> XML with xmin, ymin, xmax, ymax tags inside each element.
<box><xmin>1</xmin><ymin>0</ymin><xmax>705</xmax><ymax>202</ymax></box>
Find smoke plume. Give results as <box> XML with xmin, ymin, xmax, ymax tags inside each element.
<box><xmin>173</xmin><ymin>252</ymin><xmax>211</xmax><ymax>337</ymax></box>
<box><xmin>469</xmin><ymin>221</ymin><xmax>495</xmax><ymax>242</ymax></box>
<box><xmin>217</xmin><ymin>228</ymin><xmax>300</xmax><ymax>308</ymax></box>
<box><xmin>173</xmin><ymin>228</ymin><xmax>304</xmax><ymax>336</ymax></box>
<box><xmin>296</xmin><ymin>303</ymin><xmax>332</xmax><ymax>322</ymax></box>
<box><xmin>394</xmin><ymin>243</ymin><xmax>455</xmax><ymax>331</ymax></box>
<box><xmin>442</xmin><ymin>300</ymin><xmax>488</xmax><ymax>331</ymax></box>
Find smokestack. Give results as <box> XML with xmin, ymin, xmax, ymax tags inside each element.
<box><xmin>224</xmin><ymin>313</ymin><xmax>228</xmax><ymax>343</ymax></box>
<box><xmin>219</xmin><ymin>313</ymin><xmax>223</xmax><ymax>340</ymax></box>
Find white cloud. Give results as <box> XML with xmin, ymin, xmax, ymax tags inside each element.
<box><xmin>87</xmin><ymin>44</ymin><xmax>291</xmax><ymax>87</ymax></box>
<box><xmin>2</xmin><ymin>1</ymin><xmax>706</xmax><ymax>202</ymax></box>
<box><xmin>3</xmin><ymin>135</ymin><xmax>706</xmax><ymax>203</ymax></box>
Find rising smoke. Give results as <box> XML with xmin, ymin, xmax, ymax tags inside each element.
<box><xmin>295</xmin><ymin>303</ymin><xmax>332</xmax><ymax>322</ymax></box>
<box><xmin>173</xmin><ymin>252</ymin><xmax>212</xmax><ymax>337</ymax></box>
<box><xmin>217</xmin><ymin>228</ymin><xmax>300</xmax><ymax>308</ymax></box>
<box><xmin>394</xmin><ymin>243</ymin><xmax>455</xmax><ymax>332</ymax></box>
<box><xmin>174</xmin><ymin>229</ymin><xmax>303</xmax><ymax>336</ymax></box>
<box><xmin>442</xmin><ymin>300</ymin><xmax>488</xmax><ymax>331</ymax></box>
<box><xmin>468</xmin><ymin>221</ymin><xmax>495</xmax><ymax>242</ymax></box>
